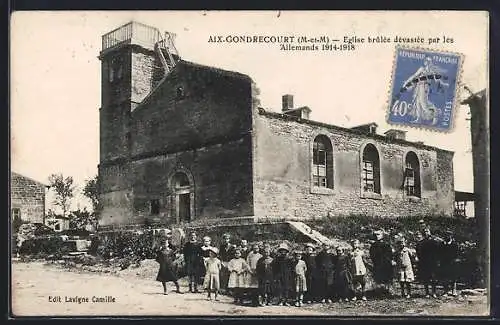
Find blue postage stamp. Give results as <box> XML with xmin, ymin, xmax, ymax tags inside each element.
<box><xmin>387</xmin><ymin>47</ymin><xmax>464</xmax><ymax>132</ymax></box>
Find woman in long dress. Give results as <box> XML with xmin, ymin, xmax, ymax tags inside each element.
<box><xmin>155</xmin><ymin>241</ymin><xmax>184</xmax><ymax>295</ymax></box>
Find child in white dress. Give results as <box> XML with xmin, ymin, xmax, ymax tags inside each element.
<box><xmin>228</xmin><ymin>249</ymin><xmax>251</xmax><ymax>304</ymax></box>
<box><xmin>350</xmin><ymin>239</ymin><xmax>369</xmax><ymax>301</ymax></box>
<box><xmin>293</xmin><ymin>251</ymin><xmax>308</xmax><ymax>307</ymax></box>
<box><xmin>203</xmin><ymin>247</ymin><xmax>222</xmax><ymax>301</ymax></box>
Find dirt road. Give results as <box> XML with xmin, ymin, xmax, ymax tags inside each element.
<box><xmin>11</xmin><ymin>262</ymin><xmax>488</xmax><ymax>317</ymax></box>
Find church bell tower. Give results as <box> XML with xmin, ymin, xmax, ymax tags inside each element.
<box><xmin>99</xmin><ymin>21</ymin><xmax>180</xmax><ymax>163</ymax></box>
<box><xmin>97</xmin><ymin>21</ymin><xmax>180</xmax><ymax>226</ymax></box>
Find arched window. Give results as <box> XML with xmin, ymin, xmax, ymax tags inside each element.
<box><xmin>173</xmin><ymin>172</ymin><xmax>190</xmax><ymax>188</ymax></box>
<box><xmin>362</xmin><ymin>144</ymin><xmax>381</xmax><ymax>194</ymax></box>
<box><xmin>404</xmin><ymin>151</ymin><xmax>421</xmax><ymax>197</ymax></box>
<box><xmin>312</xmin><ymin>135</ymin><xmax>333</xmax><ymax>188</ymax></box>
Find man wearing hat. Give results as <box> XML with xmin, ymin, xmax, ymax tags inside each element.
<box><xmin>369</xmin><ymin>229</ymin><xmax>394</xmax><ymax>297</ymax></box>
<box><xmin>219</xmin><ymin>233</ymin><xmax>236</xmax><ymax>295</ymax></box>
<box><xmin>416</xmin><ymin>228</ymin><xmax>440</xmax><ymax>298</ymax></box>
<box><xmin>303</xmin><ymin>243</ymin><xmax>318</xmax><ymax>303</ymax></box>
<box><xmin>438</xmin><ymin>230</ymin><xmax>460</xmax><ymax>296</ymax></box>
<box><xmin>272</xmin><ymin>242</ymin><xmax>294</xmax><ymax>306</ymax></box>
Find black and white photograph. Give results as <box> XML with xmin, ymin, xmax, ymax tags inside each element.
<box><xmin>9</xmin><ymin>11</ymin><xmax>490</xmax><ymax>317</ymax></box>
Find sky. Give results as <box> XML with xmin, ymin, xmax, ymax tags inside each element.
<box><xmin>10</xmin><ymin>11</ymin><xmax>488</xmax><ymax>211</ymax></box>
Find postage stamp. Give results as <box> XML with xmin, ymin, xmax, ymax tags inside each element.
<box><xmin>387</xmin><ymin>47</ymin><xmax>464</xmax><ymax>132</ymax></box>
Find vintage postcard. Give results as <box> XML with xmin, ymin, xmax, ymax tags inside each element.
<box><xmin>10</xmin><ymin>11</ymin><xmax>490</xmax><ymax>317</ymax></box>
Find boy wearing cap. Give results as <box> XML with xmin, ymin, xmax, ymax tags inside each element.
<box><xmin>256</xmin><ymin>244</ymin><xmax>274</xmax><ymax>306</ymax></box>
<box><xmin>272</xmin><ymin>242</ymin><xmax>294</xmax><ymax>306</ymax></box>
<box><xmin>203</xmin><ymin>247</ymin><xmax>222</xmax><ymax>301</ymax></box>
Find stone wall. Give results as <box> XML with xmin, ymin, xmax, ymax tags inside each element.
<box><xmin>252</xmin><ymin>111</ymin><xmax>454</xmax><ymax>219</ymax></box>
<box><xmin>130</xmin><ymin>61</ymin><xmax>253</xmax><ymax>156</ymax></box>
<box><xmin>99</xmin><ymin>61</ymin><xmax>255</xmax><ymax>226</ymax></box>
<box><xmin>129</xmin><ymin>135</ymin><xmax>254</xmax><ymax>225</ymax></box>
<box><xmin>10</xmin><ymin>172</ymin><xmax>45</xmax><ymax>223</ymax></box>
<box><xmin>99</xmin><ymin>47</ymin><xmax>133</xmax><ymax>162</ymax></box>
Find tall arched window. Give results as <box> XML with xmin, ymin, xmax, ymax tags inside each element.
<box><xmin>362</xmin><ymin>144</ymin><xmax>381</xmax><ymax>194</ymax></box>
<box><xmin>312</xmin><ymin>135</ymin><xmax>333</xmax><ymax>188</ymax></box>
<box><xmin>404</xmin><ymin>151</ymin><xmax>421</xmax><ymax>197</ymax></box>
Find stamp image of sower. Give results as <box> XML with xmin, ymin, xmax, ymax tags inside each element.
<box><xmin>387</xmin><ymin>47</ymin><xmax>464</xmax><ymax>132</ymax></box>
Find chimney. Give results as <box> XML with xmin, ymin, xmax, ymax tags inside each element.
<box><xmin>284</xmin><ymin>106</ymin><xmax>312</xmax><ymax>119</ymax></box>
<box><xmin>351</xmin><ymin>123</ymin><xmax>378</xmax><ymax>135</ymax></box>
<box><xmin>282</xmin><ymin>94</ymin><xmax>294</xmax><ymax>112</ymax></box>
<box><xmin>384</xmin><ymin>129</ymin><xmax>407</xmax><ymax>140</ymax></box>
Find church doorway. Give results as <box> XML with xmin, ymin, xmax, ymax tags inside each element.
<box><xmin>178</xmin><ymin>193</ymin><xmax>190</xmax><ymax>222</ymax></box>
<box><xmin>170</xmin><ymin>171</ymin><xmax>194</xmax><ymax>223</ymax></box>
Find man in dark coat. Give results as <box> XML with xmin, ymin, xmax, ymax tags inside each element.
<box><xmin>155</xmin><ymin>239</ymin><xmax>184</xmax><ymax>295</ymax></box>
<box><xmin>315</xmin><ymin>243</ymin><xmax>336</xmax><ymax>303</ymax></box>
<box><xmin>369</xmin><ymin>230</ymin><xmax>394</xmax><ymax>297</ymax></box>
<box><xmin>183</xmin><ymin>231</ymin><xmax>203</xmax><ymax>293</ymax></box>
<box><xmin>416</xmin><ymin>228</ymin><xmax>440</xmax><ymax>298</ymax></box>
<box><xmin>438</xmin><ymin>230</ymin><xmax>460</xmax><ymax>296</ymax></box>
<box><xmin>303</xmin><ymin>243</ymin><xmax>318</xmax><ymax>303</ymax></box>
<box><xmin>219</xmin><ymin>233</ymin><xmax>236</xmax><ymax>294</ymax></box>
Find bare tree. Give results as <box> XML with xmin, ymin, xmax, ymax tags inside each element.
<box><xmin>48</xmin><ymin>173</ymin><xmax>75</xmax><ymax>218</ymax></box>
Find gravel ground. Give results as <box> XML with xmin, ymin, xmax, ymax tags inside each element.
<box><xmin>11</xmin><ymin>261</ymin><xmax>488</xmax><ymax>317</ymax></box>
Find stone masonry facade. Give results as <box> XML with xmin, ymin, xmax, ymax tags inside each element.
<box><xmin>252</xmin><ymin>111</ymin><xmax>454</xmax><ymax>219</ymax></box>
<box><xmin>99</xmin><ymin>39</ymin><xmax>254</xmax><ymax>226</ymax></box>
<box><xmin>10</xmin><ymin>172</ymin><xmax>46</xmax><ymax>224</ymax></box>
<box><xmin>98</xmin><ymin>22</ymin><xmax>455</xmax><ymax>227</ymax></box>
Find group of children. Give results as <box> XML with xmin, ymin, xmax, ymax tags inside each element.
<box><xmin>156</xmin><ymin>227</ymin><xmax>460</xmax><ymax>306</ymax></box>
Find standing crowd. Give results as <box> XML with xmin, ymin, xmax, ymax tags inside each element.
<box><xmin>154</xmin><ymin>226</ymin><xmax>461</xmax><ymax>307</ymax></box>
